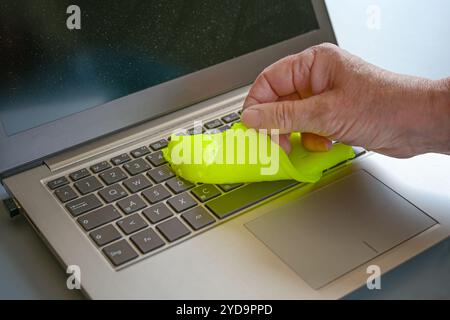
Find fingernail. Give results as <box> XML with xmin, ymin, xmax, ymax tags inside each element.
<box><xmin>241</xmin><ymin>109</ymin><xmax>261</xmax><ymax>128</ymax></box>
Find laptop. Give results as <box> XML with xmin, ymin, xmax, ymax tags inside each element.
<box><xmin>1</xmin><ymin>0</ymin><xmax>449</xmax><ymax>299</ymax></box>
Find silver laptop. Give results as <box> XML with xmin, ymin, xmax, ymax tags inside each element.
<box><xmin>1</xmin><ymin>0</ymin><xmax>449</xmax><ymax>299</ymax></box>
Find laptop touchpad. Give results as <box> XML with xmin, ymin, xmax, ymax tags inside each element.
<box><xmin>245</xmin><ymin>170</ymin><xmax>436</xmax><ymax>289</ymax></box>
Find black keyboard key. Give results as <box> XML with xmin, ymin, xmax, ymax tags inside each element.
<box><xmin>74</xmin><ymin>176</ymin><xmax>103</xmax><ymax>195</ymax></box>
<box><xmin>123</xmin><ymin>158</ymin><xmax>151</xmax><ymax>176</ymax></box>
<box><xmin>142</xmin><ymin>185</ymin><xmax>171</xmax><ymax>204</ymax></box>
<box><xmin>206</xmin><ymin>180</ymin><xmax>298</xmax><ymax>219</ymax></box>
<box><xmin>156</xmin><ymin>217</ymin><xmax>191</xmax><ymax>242</ymax></box>
<box><xmin>130</xmin><ymin>228</ymin><xmax>165</xmax><ymax>254</ymax></box>
<box><xmin>90</xmin><ymin>224</ymin><xmax>121</xmax><ymax>247</ymax></box>
<box><xmin>69</xmin><ymin>168</ymin><xmax>90</xmax><ymax>181</ymax></box>
<box><xmin>66</xmin><ymin>194</ymin><xmax>102</xmax><ymax>217</ymax></box>
<box><xmin>116</xmin><ymin>213</ymin><xmax>148</xmax><ymax>235</ymax></box>
<box><xmin>98</xmin><ymin>184</ymin><xmax>128</xmax><ymax>203</ymax></box>
<box><xmin>117</xmin><ymin>194</ymin><xmax>147</xmax><ymax>215</ymax></box>
<box><xmin>143</xmin><ymin>203</ymin><xmax>173</xmax><ymax>224</ymax></box>
<box><xmin>77</xmin><ymin>205</ymin><xmax>121</xmax><ymax>231</ymax></box>
<box><xmin>150</xmin><ymin>139</ymin><xmax>168</xmax><ymax>151</ymax></box>
<box><xmin>204</xmin><ymin>119</ymin><xmax>222</xmax><ymax>129</ymax></box>
<box><xmin>166</xmin><ymin>177</ymin><xmax>194</xmax><ymax>194</ymax></box>
<box><xmin>47</xmin><ymin>176</ymin><xmax>69</xmax><ymax>190</ymax></box>
<box><xmin>167</xmin><ymin>192</ymin><xmax>197</xmax><ymax>213</ymax></box>
<box><xmin>111</xmin><ymin>153</ymin><xmax>131</xmax><ymax>165</ymax></box>
<box><xmin>218</xmin><ymin>183</ymin><xmax>243</xmax><ymax>192</ymax></box>
<box><xmin>123</xmin><ymin>174</ymin><xmax>152</xmax><ymax>193</ymax></box>
<box><xmin>130</xmin><ymin>146</ymin><xmax>151</xmax><ymax>158</ymax></box>
<box><xmin>221</xmin><ymin>112</ymin><xmax>239</xmax><ymax>123</ymax></box>
<box><xmin>90</xmin><ymin>161</ymin><xmax>111</xmax><ymax>173</ymax></box>
<box><xmin>99</xmin><ymin>167</ymin><xmax>127</xmax><ymax>185</ymax></box>
<box><xmin>147</xmin><ymin>165</ymin><xmax>175</xmax><ymax>183</ymax></box>
<box><xmin>191</xmin><ymin>184</ymin><xmax>221</xmax><ymax>202</ymax></box>
<box><xmin>208</xmin><ymin>125</ymin><xmax>230</xmax><ymax>134</ymax></box>
<box><xmin>146</xmin><ymin>151</ymin><xmax>167</xmax><ymax>167</ymax></box>
<box><xmin>54</xmin><ymin>185</ymin><xmax>78</xmax><ymax>203</ymax></box>
<box><xmin>181</xmin><ymin>207</ymin><xmax>215</xmax><ymax>230</ymax></box>
<box><xmin>103</xmin><ymin>240</ymin><xmax>138</xmax><ymax>266</ymax></box>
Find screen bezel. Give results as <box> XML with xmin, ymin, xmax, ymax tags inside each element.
<box><xmin>0</xmin><ymin>0</ymin><xmax>336</xmax><ymax>177</ymax></box>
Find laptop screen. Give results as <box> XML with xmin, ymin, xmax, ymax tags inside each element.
<box><xmin>0</xmin><ymin>0</ymin><xmax>318</xmax><ymax>136</ymax></box>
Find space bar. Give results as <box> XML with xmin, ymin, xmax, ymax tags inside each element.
<box><xmin>206</xmin><ymin>180</ymin><xmax>299</xmax><ymax>219</ymax></box>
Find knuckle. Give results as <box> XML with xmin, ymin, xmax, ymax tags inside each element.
<box><xmin>313</xmin><ymin>42</ymin><xmax>342</xmax><ymax>61</ymax></box>
<box><xmin>316</xmin><ymin>42</ymin><xmax>339</xmax><ymax>53</ymax></box>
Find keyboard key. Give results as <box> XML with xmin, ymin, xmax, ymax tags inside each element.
<box><xmin>66</xmin><ymin>194</ymin><xmax>102</xmax><ymax>217</ymax></box>
<box><xmin>98</xmin><ymin>184</ymin><xmax>128</xmax><ymax>203</ymax></box>
<box><xmin>156</xmin><ymin>217</ymin><xmax>191</xmax><ymax>242</ymax></box>
<box><xmin>186</xmin><ymin>126</ymin><xmax>205</xmax><ymax>135</ymax></box>
<box><xmin>123</xmin><ymin>158</ymin><xmax>151</xmax><ymax>176</ymax></box>
<box><xmin>77</xmin><ymin>205</ymin><xmax>121</xmax><ymax>231</ymax></box>
<box><xmin>130</xmin><ymin>146</ymin><xmax>151</xmax><ymax>158</ymax></box>
<box><xmin>221</xmin><ymin>112</ymin><xmax>240</xmax><ymax>123</ymax></box>
<box><xmin>54</xmin><ymin>185</ymin><xmax>78</xmax><ymax>203</ymax></box>
<box><xmin>206</xmin><ymin>180</ymin><xmax>298</xmax><ymax>219</ymax></box>
<box><xmin>167</xmin><ymin>192</ymin><xmax>197</xmax><ymax>213</ymax></box>
<box><xmin>147</xmin><ymin>165</ymin><xmax>175</xmax><ymax>183</ymax></box>
<box><xmin>123</xmin><ymin>174</ymin><xmax>152</xmax><ymax>193</ymax></box>
<box><xmin>69</xmin><ymin>168</ymin><xmax>90</xmax><ymax>181</ymax></box>
<box><xmin>146</xmin><ymin>151</ymin><xmax>167</xmax><ymax>167</ymax></box>
<box><xmin>218</xmin><ymin>125</ymin><xmax>230</xmax><ymax>132</ymax></box>
<box><xmin>166</xmin><ymin>177</ymin><xmax>194</xmax><ymax>194</ymax></box>
<box><xmin>111</xmin><ymin>153</ymin><xmax>131</xmax><ymax>165</ymax></box>
<box><xmin>181</xmin><ymin>207</ymin><xmax>215</xmax><ymax>230</ymax></box>
<box><xmin>90</xmin><ymin>224</ymin><xmax>121</xmax><ymax>247</ymax></box>
<box><xmin>191</xmin><ymin>184</ymin><xmax>221</xmax><ymax>202</ymax></box>
<box><xmin>150</xmin><ymin>139</ymin><xmax>168</xmax><ymax>151</ymax></box>
<box><xmin>218</xmin><ymin>183</ymin><xmax>243</xmax><ymax>192</ymax></box>
<box><xmin>143</xmin><ymin>203</ymin><xmax>173</xmax><ymax>224</ymax></box>
<box><xmin>47</xmin><ymin>176</ymin><xmax>69</xmax><ymax>190</ymax></box>
<box><xmin>130</xmin><ymin>228</ymin><xmax>165</xmax><ymax>254</ymax></box>
<box><xmin>99</xmin><ymin>167</ymin><xmax>127</xmax><ymax>185</ymax></box>
<box><xmin>204</xmin><ymin>119</ymin><xmax>222</xmax><ymax>129</ymax></box>
<box><xmin>142</xmin><ymin>185</ymin><xmax>171</xmax><ymax>204</ymax></box>
<box><xmin>74</xmin><ymin>176</ymin><xmax>103</xmax><ymax>195</ymax></box>
<box><xmin>103</xmin><ymin>240</ymin><xmax>138</xmax><ymax>266</ymax></box>
<box><xmin>208</xmin><ymin>125</ymin><xmax>230</xmax><ymax>134</ymax></box>
<box><xmin>90</xmin><ymin>161</ymin><xmax>111</xmax><ymax>173</ymax></box>
<box><xmin>116</xmin><ymin>213</ymin><xmax>148</xmax><ymax>235</ymax></box>
<box><xmin>117</xmin><ymin>194</ymin><xmax>147</xmax><ymax>215</ymax></box>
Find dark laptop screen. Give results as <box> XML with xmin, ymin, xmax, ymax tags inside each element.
<box><xmin>0</xmin><ymin>0</ymin><xmax>318</xmax><ymax>136</ymax></box>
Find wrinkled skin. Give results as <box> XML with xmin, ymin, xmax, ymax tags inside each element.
<box><xmin>241</xmin><ymin>43</ymin><xmax>450</xmax><ymax>158</ymax></box>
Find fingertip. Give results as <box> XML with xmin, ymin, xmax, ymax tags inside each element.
<box><xmin>302</xmin><ymin>133</ymin><xmax>332</xmax><ymax>152</ymax></box>
<box><xmin>241</xmin><ymin>108</ymin><xmax>261</xmax><ymax>128</ymax></box>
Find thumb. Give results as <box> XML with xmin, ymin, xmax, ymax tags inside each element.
<box><xmin>241</xmin><ymin>93</ymin><xmax>333</xmax><ymax>135</ymax></box>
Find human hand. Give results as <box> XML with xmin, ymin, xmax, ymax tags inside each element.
<box><xmin>241</xmin><ymin>43</ymin><xmax>450</xmax><ymax>158</ymax></box>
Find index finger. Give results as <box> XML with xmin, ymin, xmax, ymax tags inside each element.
<box><xmin>243</xmin><ymin>49</ymin><xmax>314</xmax><ymax>109</ymax></box>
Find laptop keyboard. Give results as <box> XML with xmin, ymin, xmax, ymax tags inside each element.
<box><xmin>46</xmin><ymin>110</ymin><xmax>363</xmax><ymax>268</ymax></box>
